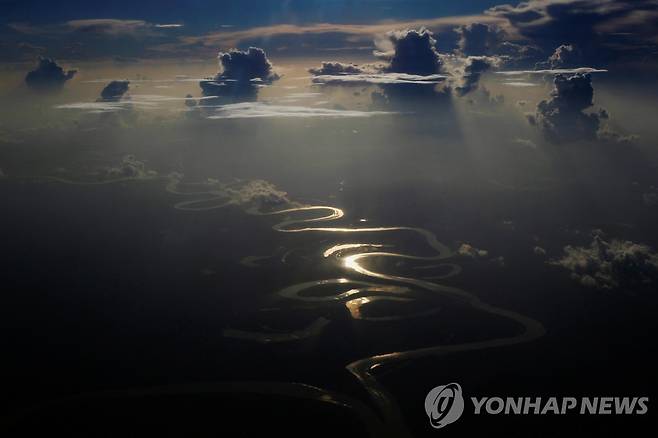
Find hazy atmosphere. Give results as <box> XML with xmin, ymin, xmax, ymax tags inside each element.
<box><xmin>1</xmin><ymin>1</ymin><xmax>657</xmax><ymax>436</ymax></box>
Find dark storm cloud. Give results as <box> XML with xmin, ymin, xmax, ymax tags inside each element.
<box><xmin>199</xmin><ymin>47</ymin><xmax>278</xmax><ymax>100</ymax></box>
<box><xmin>455</xmin><ymin>22</ymin><xmax>504</xmax><ymax>56</ymax></box>
<box><xmin>532</xmin><ymin>73</ymin><xmax>601</xmax><ymax>142</ymax></box>
<box><xmin>378</xmin><ymin>28</ymin><xmax>443</xmax><ymax>75</ymax></box>
<box><xmin>486</xmin><ymin>0</ymin><xmax>658</xmax><ymax>65</ymax></box>
<box><xmin>217</xmin><ymin>47</ymin><xmax>277</xmax><ymax>83</ymax></box>
<box><xmin>24</xmin><ymin>57</ymin><xmax>76</xmax><ymax>90</ymax></box>
<box><xmin>550</xmin><ymin>231</ymin><xmax>658</xmax><ymax>290</ymax></box>
<box><xmin>531</xmin><ymin>72</ymin><xmax>632</xmax><ymax>143</ymax></box>
<box><xmin>99</xmin><ymin>81</ymin><xmax>130</xmax><ymax>102</ymax></box>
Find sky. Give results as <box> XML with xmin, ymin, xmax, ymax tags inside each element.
<box><xmin>1</xmin><ymin>0</ymin><xmax>656</xmax><ymax>68</ymax></box>
<box><xmin>0</xmin><ymin>1</ymin><xmax>513</xmax><ymax>26</ymax></box>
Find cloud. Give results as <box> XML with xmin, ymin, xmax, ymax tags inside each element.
<box><xmin>204</xmin><ymin>102</ymin><xmax>394</xmax><ymax>119</ymax></box>
<box><xmin>537</xmin><ymin>44</ymin><xmax>582</xmax><ymax>69</ymax></box>
<box><xmin>64</xmin><ymin>19</ymin><xmax>153</xmax><ymax>35</ymax></box>
<box><xmin>453</xmin><ymin>55</ymin><xmax>500</xmax><ymax>96</ymax></box>
<box><xmin>457</xmin><ymin>243</ymin><xmax>489</xmax><ymax>259</ymax></box>
<box><xmin>55</xmin><ymin>94</ymin><xmax>224</xmax><ymax>114</ymax></box>
<box><xmin>456</xmin><ymin>22</ymin><xmax>504</xmax><ymax>56</ymax></box>
<box><xmin>99</xmin><ymin>80</ymin><xmax>130</xmax><ymax>102</ymax></box>
<box><xmin>24</xmin><ymin>57</ymin><xmax>77</xmax><ymax>90</ymax></box>
<box><xmin>532</xmin><ymin>72</ymin><xmax>599</xmax><ymax>142</ymax></box>
<box><xmin>513</xmin><ymin>138</ymin><xmax>538</xmax><ymax>148</ymax></box>
<box><xmin>308</xmin><ymin>29</ymin><xmax>449</xmax><ymax>88</ymax></box>
<box><xmin>154</xmin><ymin>24</ymin><xmax>184</xmax><ymax>29</ymax></box>
<box><xmin>55</xmin><ymin>101</ymin><xmax>132</xmax><ymax>113</ymax></box>
<box><xmin>496</xmin><ymin>41</ymin><xmax>546</xmax><ymax>67</ymax></box>
<box><xmin>550</xmin><ymin>232</ymin><xmax>658</xmax><ymax>290</ymax></box>
<box><xmin>164</xmin><ymin>15</ymin><xmax>505</xmax><ymax>56</ymax></box>
<box><xmin>496</xmin><ymin>67</ymin><xmax>608</xmax><ymax>75</ymax></box>
<box><xmin>530</xmin><ymin>72</ymin><xmax>630</xmax><ymax>143</ymax></box>
<box><xmin>310</xmin><ymin>72</ymin><xmax>446</xmax><ymax>86</ymax></box>
<box><xmin>378</xmin><ymin>28</ymin><xmax>443</xmax><ymax>75</ymax></box>
<box><xmin>200</xmin><ymin>47</ymin><xmax>278</xmax><ymax>100</ymax></box>
<box><xmin>308</xmin><ymin>62</ymin><xmax>365</xmax><ymax>75</ymax></box>
<box><xmin>309</xmin><ymin>28</ymin><xmax>487</xmax><ymax>100</ymax></box>
<box><xmin>48</xmin><ymin>19</ymin><xmax>183</xmax><ymax>36</ymax></box>
<box><xmin>104</xmin><ymin>155</ymin><xmax>157</xmax><ymax>179</ymax></box>
<box><xmin>218</xmin><ymin>47</ymin><xmax>277</xmax><ymax>82</ymax></box>
<box><xmin>503</xmin><ymin>81</ymin><xmax>538</xmax><ymax>87</ymax></box>
<box><xmin>167</xmin><ymin>177</ymin><xmax>298</xmax><ymax>214</ymax></box>
<box><xmin>486</xmin><ymin>0</ymin><xmax>658</xmax><ymax>65</ymax></box>
<box><xmin>4</xmin><ymin>18</ymin><xmax>184</xmax><ymax>61</ymax></box>
<box><xmin>224</xmin><ymin>180</ymin><xmax>293</xmax><ymax>212</ymax></box>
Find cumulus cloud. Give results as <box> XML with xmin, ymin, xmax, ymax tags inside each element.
<box><xmin>550</xmin><ymin>232</ymin><xmax>658</xmax><ymax>290</ymax></box>
<box><xmin>456</xmin><ymin>22</ymin><xmax>504</xmax><ymax>56</ymax></box>
<box><xmin>25</xmin><ymin>57</ymin><xmax>76</xmax><ymax>90</ymax></box>
<box><xmin>200</xmin><ymin>47</ymin><xmax>278</xmax><ymax>100</ymax></box>
<box><xmin>377</xmin><ymin>28</ymin><xmax>442</xmax><ymax>75</ymax></box>
<box><xmin>532</xmin><ymin>73</ymin><xmax>622</xmax><ymax>143</ymax></box>
<box><xmin>458</xmin><ymin>243</ymin><xmax>489</xmax><ymax>259</ymax></box>
<box><xmin>99</xmin><ymin>80</ymin><xmax>130</xmax><ymax>102</ymax></box>
<box><xmin>217</xmin><ymin>47</ymin><xmax>277</xmax><ymax>82</ymax></box>
<box><xmin>308</xmin><ymin>30</ymin><xmax>450</xmax><ymax>91</ymax></box>
<box><xmin>224</xmin><ymin>179</ymin><xmax>292</xmax><ymax>211</ymax></box>
<box><xmin>454</xmin><ymin>55</ymin><xmax>500</xmax><ymax>96</ymax></box>
<box><xmin>104</xmin><ymin>155</ymin><xmax>157</xmax><ymax>179</ymax></box>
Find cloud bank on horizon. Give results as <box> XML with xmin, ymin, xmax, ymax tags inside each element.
<box><xmin>1</xmin><ymin>0</ymin><xmax>657</xmax><ymax>72</ymax></box>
